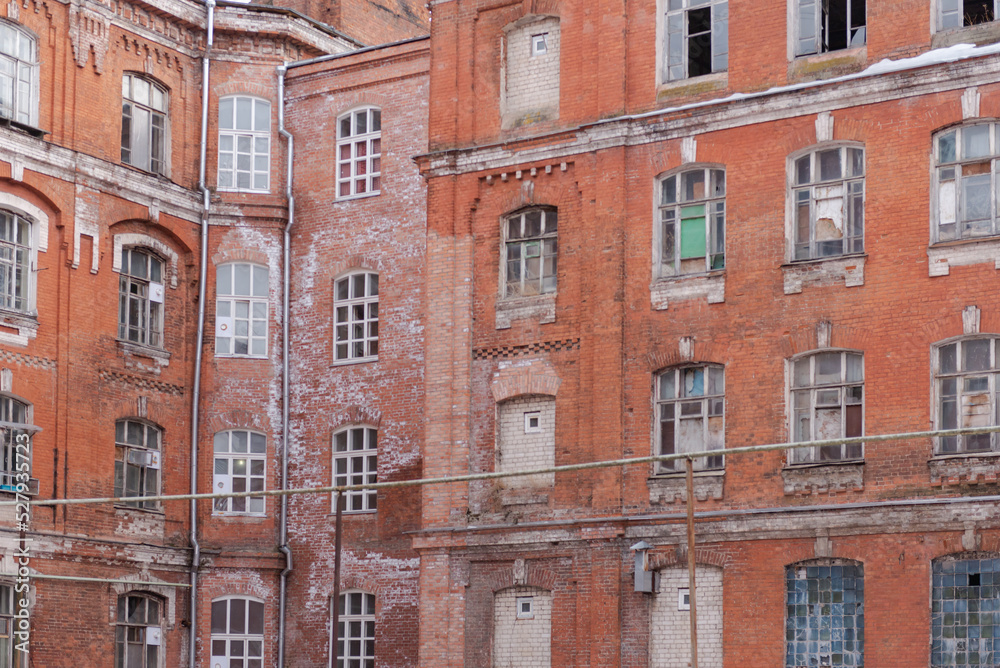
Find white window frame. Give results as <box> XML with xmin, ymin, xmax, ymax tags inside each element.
<box><xmin>218</xmin><ymin>96</ymin><xmax>270</xmax><ymax>192</ymax></box>
<box><xmin>210</xmin><ymin>597</ymin><xmax>265</xmax><ymax>668</ymax></box>
<box><xmin>336</xmin><ymin>107</ymin><xmax>381</xmax><ymax>200</ymax></box>
<box><xmin>655</xmin><ymin>365</ymin><xmax>725</xmax><ymax>473</ymax></box>
<box><xmin>788</xmin><ymin>144</ymin><xmax>865</xmax><ymax>261</ymax></box>
<box><xmin>121</xmin><ymin>73</ymin><xmax>168</xmax><ymax>175</ymax></box>
<box><xmin>656</xmin><ymin>166</ymin><xmax>726</xmax><ymax>277</ymax></box>
<box><xmin>332</xmin><ymin>426</ymin><xmax>377</xmax><ymax>513</ymax></box>
<box><xmin>333</xmin><ymin>271</ymin><xmax>379</xmax><ymax>364</ymax></box>
<box><xmin>118</xmin><ymin>247</ymin><xmax>165</xmax><ymax>349</ymax></box>
<box><xmin>0</xmin><ymin>20</ymin><xmax>38</xmax><ymax>126</ymax></box>
<box><xmin>660</xmin><ymin>0</ymin><xmax>729</xmax><ymax>83</ymax></box>
<box><xmin>502</xmin><ymin>208</ymin><xmax>558</xmax><ymax>298</ymax></box>
<box><xmin>938</xmin><ymin>0</ymin><xmax>999</xmax><ymax>31</ymax></box>
<box><xmin>934</xmin><ymin>336</ymin><xmax>1000</xmax><ymax>455</ymax></box>
<box><xmin>333</xmin><ymin>590</ymin><xmax>375</xmax><ymax>668</ymax></box>
<box><xmin>931</xmin><ymin>123</ymin><xmax>1000</xmax><ymax>243</ymax></box>
<box><xmin>0</xmin><ymin>209</ymin><xmax>31</xmax><ymax>314</ymax></box>
<box><xmin>792</xmin><ymin>0</ymin><xmax>867</xmax><ymax>57</ymax></box>
<box><xmin>216</xmin><ymin>263</ymin><xmax>269</xmax><ymax>358</ymax></box>
<box><xmin>789</xmin><ymin>350</ymin><xmax>864</xmax><ymax>464</ymax></box>
<box><xmin>531</xmin><ymin>33</ymin><xmax>548</xmax><ymax>55</ymax></box>
<box><xmin>516</xmin><ymin>596</ymin><xmax>534</xmax><ymax>618</ymax></box>
<box><xmin>213</xmin><ymin>430</ymin><xmax>266</xmax><ymax>515</ymax></box>
<box><xmin>524</xmin><ymin>411</ymin><xmax>542</xmax><ymax>433</ymax></box>
<box><xmin>114</xmin><ymin>419</ymin><xmax>161</xmax><ymax>510</ymax></box>
<box><xmin>115</xmin><ymin>593</ymin><xmax>162</xmax><ymax>668</ymax></box>
<box><xmin>0</xmin><ymin>395</ymin><xmax>31</xmax><ymax>493</ymax></box>
<box><xmin>677</xmin><ymin>588</ymin><xmax>690</xmax><ymax>611</ymax></box>
<box><xmin>0</xmin><ymin>582</ymin><xmax>26</xmax><ymax>667</ymax></box>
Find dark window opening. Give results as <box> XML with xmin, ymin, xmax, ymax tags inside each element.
<box><xmin>823</xmin><ymin>0</ymin><xmax>866</xmax><ymax>51</ymax></box>
<box><xmin>964</xmin><ymin>0</ymin><xmax>995</xmax><ymax>25</ymax></box>
<box><xmin>687</xmin><ymin>8</ymin><xmax>712</xmax><ymax>77</ymax></box>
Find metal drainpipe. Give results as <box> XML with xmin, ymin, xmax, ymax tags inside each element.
<box><xmin>276</xmin><ymin>62</ymin><xmax>294</xmax><ymax>668</ymax></box>
<box><xmin>191</xmin><ymin>1</ymin><xmax>214</xmax><ymax>666</ymax></box>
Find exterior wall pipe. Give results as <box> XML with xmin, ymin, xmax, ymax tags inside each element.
<box><xmin>191</xmin><ymin>1</ymin><xmax>215</xmax><ymax>666</ymax></box>
<box><xmin>276</xmin><ymin>62</ymin><xmax>294</xmax><ymax>668</ymax></box>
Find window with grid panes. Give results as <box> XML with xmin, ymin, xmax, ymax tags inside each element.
<box><xmin>656</xmin><ymin>365</ymin><xmax>724</xmax><ymax>473</ymax></box>
<box><xmin>933</xmin><ymin>124</ymin><xmax>1000</xmax><ymax>242</ymax></box>
<box><xmin>216</xmin><ymin>263</ymin><xmax>268</xmax><ymax>357</ymax></box>
<box><xmin>785</xmin><ymin>561</ymin><xmax>864</xmax><ymax>668</ymax></box>
<box><xmin>210</xmin><ymin>598</ymin><xmax>264</xmax><ymax>668</ymax></box>
<box><xmin>932</xmin><ymin>555</ymin><xmax>1000</xmax><ymax>666</ymax></box>
<box><xmin>0</xmin><ymin>395</ymin><xmax>30</xmax><ymax>492</ymax></box>
<box><xmin>790</xmin><ymin>351</ymin><xmax>864</xmax><ymax>464</ymax></box>
<box><xmin>0</xmin><ymin>21</ymin><xmax>36</xmax><ymax>125</ymax></box>
<box><xmin>121</xmin><ymin>74</ymin><xmax>167</xmax><ymax>175</ymax></box>
<box><xmin>935</xmin><ymin>337</ymin><xmax>1000</xmax><ymax>454</ymax></box>
<box><xmin>114</xmin><ymin>420</ymin><xmax>161</xmax><ymax>510</ymax></box>
<box><xmin>119</xmin><ymin>247</ymin><xmax>164</xmax><ymax>348</ymax></box>
<box><xmin>504</xmin><ymin>208</ymin><xmax>557</xmax><ymax>298</ymax></box>
<box><xmin>335</xmin><ymin>591</ymin><xmax>375</xmax><ymax>668</ymax></box>
<box><xmin>115</xmin><ymin>594</ymin><xmax>161</xmax><ymax>668</ymax></box>
<box><xmin>334</xmin><ymin>272</ymin><xmax>378</xmax><ymax>362</ymax></box>
<box><xmin>337</xmin><ymin>107</ymin><xmax>381</xmax><ymax>198</ymax></box>
<box><xmin>0</xmin><ymin>583</ymin><xmax>25</xmax><ymax>667</ymax></box>
<box><xmin>0</xmin><ymin>210</ymin><xmax>30</xmax><ymax>313</ymax></box>
<box><xmin>792</xmin><ymin>146</ymin><xmax>865</xmax><ymax>260</ymax></box>
<box><xmin>213</xmin><ymin>430</ymin><xmax>266</xmax><ymax>515</ymax></box>
<box><xmin>662</xmin><ymin>0</ymin><xmax>728</xmax><ymax>82</ymax></box>
<box><xmin>658</xmin><ymin>167</ymin><xmax>725</xmax><ymax>276</ymax></box>
<box><xmin>332</xmin><ymin>427</ymin><xmax>377</xmax><ymax>513</ymax></box>
<box><xmin>794</xmin><ymin>0</ymin><xmax>866</xmax><ymax>56</ymax></box>
<box><xmin>218</xmin><ymin>96</ymin><xmax>270</xmax><ymax>191</ymax></box>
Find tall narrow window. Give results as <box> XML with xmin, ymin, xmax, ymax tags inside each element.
<box><xmin>332</xmin><ymin>426</ymin><xmax>377</xmax><ymax>513</ymax></box>
<box><xmin>213</xmin><ymin>430</ymin><xmax>266</xmax><ymax>515</ymax></box>
<box><xmin>0</xmin><ymin>21</ymin><xmax>36</xmax><ymax>125</ymax></box>
<box><xmin>658</xmin><ymin>168</ymin><xmax>725</xmax><ymax>276</ymax></box>
<box><xmin>933</xmin><ymin>123</ymin><xmax>1000</xmax><ymax>242</ymax></box>
<box><xmin>795</xmin><ymin>0</ymin><xmax>866</xmax><ymax>56</ymax></box>
<box><xmin>122</xmin><ymin>74</ymin><xmax>168</xmax><ymax>175</ymax></box>
<box><xmin>504</xmin><ymin>208</ymin><xmax>557</xmax><ymax>298</ymax></box>
<box><xmin>940</xmin><ymin>0</ymin><xmax>998</xmax><ymax>29</ymax></box>
<box><xmin>333</xmin><ymin>272</ymin><xmax>378</xmax><ymax>363</ymax></box>
<box><xmin>118</xmin><ymin>247</ymin><xmax>164</xmax><ymax>348</ymax></box>
<box><xmin>335</xmin><ymin>591</ymin><xmax>375</xmax><ymax>668</ymax></box>
<box><xmin>785</xmin><ymin>561</ymin><xmax>865</xmax><ymax>668</ymax></box>
<box><xmin>935</xmin><ymin>337</ymin><xmax>1000</xmax><ymax>454</ymax></box>
<box><xmin>0</xmin><ymin>583</ymin><xmax>26</xmax><ymax>667</ymax></box>
<box><xmin>0</xmin><ymin>210</ymin><xmax>30</xmax><ymax>313</ymax></box>
<box><xmin>115</xmin><ymin>594</ymin><xmax>161</xmax><ymax>668</ymax></box>
<box><xmin>663</xmin><ymin>0</ymin><xmax>728</xmax><ymax>81</ymax></box>
<box><xmin>211</xmin><ymin>598</ymin><xmax>264</xmax><ymax>668</ymax></box>
<box><xmin>0</xmin><ymin>395</ymin><xmax>30</xmax><ymax>492</ymax></box>
<box><xmin>791</xmin><ymin>146</ymin><xmax>865</xmax><ymax>260</ymax></box>
<box><xmin>336</xmin><ymin>107</ymin><xmax>381</xmax><ymax>199</ymax></box>
<box><xmin>216</xmin><ymin>263</ymin><xmax>268</xmax><ymax>357</ymax></box>
<box><xmin>218</xmin><ymin>96</ymin><xmax>270</xmax><ymax>192</ymax></box>
<box><xmin>114</xmin><ymin>419</ymin><xmax>161</xmax><ymax>510</ymax></box>
<box><xmin>932</xmin><ymin>555</ymin><xmax>1000</xmax><ymax>666</ymax></box>
<box><xmin>656</xmin><ymin>365</ymin><xmax>725</xmax><ymax>473</ymax></box>
<box><xmin>790</xmin><ymin>351</ymin><xmax>864</xmax><ymax>464</ymax></box>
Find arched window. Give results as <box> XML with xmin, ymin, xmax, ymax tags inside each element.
<box><xmin>657</xmin><ymin>167</ymin><xmax>725</xmax><ymax>277</ymax></box>
<box><xmin>790</xmin><ymin>145</ymin><xmax>865</xmax><ymax>260</ymax></box>
<box><xmin>933</xmin><ymin>123</ymin><xmax>1000</xmax><ymax>242</ymax></box>
<box><xmin>935</xmin><ymin>336</ymin><xmax>1000</xmax><ymax>454</ymax></box>
<box><xmin>334</xmin><ymin>590</ymin><xmax>375</xmax><ymax>668</ymax></box>
<box><xmin>216</xmin><ymin>263</ymin><xmax>269</xmax><ymax>357</ymax></box>
<box><xmin>333</xmin><ymin>271</ymin><xmax>379</xmax><ymax>363</ymax></box>
<box><xmin>332</xmin><ymin>426</ymin><xmax>377</xmax><ymax>512</ymax></box>
<box><xmin>218</xmin><ymin>96</ymin><xmax>271</xmax><ymax>192</ymax></box>
<box><xmin>789</xmin><ymin>350</ymin><xmax>864</xmax><ymax>463</ymax></box>
<box><xmin>114</xmin><ymin>419</ymin><xmax>161</xmax><ymax>510</ymax></box>
<box><xmin>503</xmin><ymin>207</ymin><xmax>557</xmax><ymax>298</ymax></box>
<box><xmin>210</xmin><ymin>597</ymin><xmax>264</xmax><ymax>668</ymax></box>
<box><xmin>115</xmin><ymin>593</ymin><xmax>162</xmax><ymax>668</ymax></box>
<box><xmin>336</xmin><ymin>107</ymin><xmax>381</xmax><ymax>198</ymax></box>
<box><xmin>0</xmin><ymin>394</ymin><xmax>31</xmax><ymax>492</ymax></box>
<box><xmin>931</xmin><ymin>554</ymin><xmax>1000</xmax><ymax>666</ymax></box>
<box><xmin>121</xmin><ymin>73</ymin><xmax>168</xmax><ymax>175</ymax></box>
<box><xmin>0</xmin><ymin>20</ymin><xmax>37</xmax><ymax>125</ymax></box>
<box><xmin>118</xmin><ymin>247</ymin><xmax>165</xmax><ymax>348</ymax></box>
<box><xmin>213</xmin><ymin>430</ymin><xmax>266</xmax><ymax>515</ymax></box>
<box><xmin>656</xmin><ymin>365</ymin><xmax>725</xmax><ymax>472</ymax></box>
<box><xmin>785</xmin><ymin>560</ymin><xmax>864</xmax><ymax>668</ymax></box>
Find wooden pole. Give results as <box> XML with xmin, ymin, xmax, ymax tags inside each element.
<box><xmin>686</xmin><ymin>457</ymin><xmax>699</xmax><ymax>668</ymax></box>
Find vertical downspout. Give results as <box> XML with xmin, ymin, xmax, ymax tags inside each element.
<box><xmin>277</xmin><ymin>62</ymin><xmax>294</xmax><ymax>668</ymax></box>
<box><xmin>191</xmin><ymin>1</ymin><xmax>214</xmax><ymax>666</ymax></box>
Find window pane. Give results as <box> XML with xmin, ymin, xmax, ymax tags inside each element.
<box><xmin>220</xmin><ymin>97</ymin><xmax>234</xmax><ymax>130</ymax></box>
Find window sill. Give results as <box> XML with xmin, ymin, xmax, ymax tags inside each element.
<box><xmin>335</xmin><ymin>191</ymin><xmax>381</xmax><ymax>203</ymax></box>
<box><xmin>496</xmin><ymin>293</ymin><xmax>556</xmax><ymax>330</ymax></box>
<box><xmin>0</xmin><ymin>310</ymin><xmax>38</xmax><ymax>347</ymax></box>
<box><xmin>330</xmin><ymin>356</ymin><xmax>378</xmax><ymax>367</ymax></box>
<box><xmin>117</xmin><ymin>340</ymin><xmax>171</xmax><ymax>366</ymax></box>
<box><xmin>782</xmin><ymin>253</ymin><xmax>866</xmax><ymax>294</ymax></box>
<box><xmin>0</xmin><ymin>116</ymin><xmax>48</xmax><ymax>138</ymax></box>
<box><xmin>216</xmin><ymin>188</ymin><xmax>271</xmax><ymax>195</ymax></box>
<box><xmin>656</xmin><ymin>72</ymin><xmax>728</xmax><ymax>101</ymax></box>
<box><xmin>648</xmin><ymin>470</ymin><xmax>724</xmax><ymax>504</ymax></box>
<box><xmin>929</xmin><ymin>451</ymin><xmax>1000</xmax><ymax>486</ymax></box>
<box><xmin>326</xmin><ymin>510</ymin><xmax>377</xmax><ymax>517</ymax></box>
<box><xmin>932</xmin><ymin>21</ymin><xmax>1000</xmax><ymax>48</ymax></box>
<box><xmin>650</xmin><ymin>271</ymin><xmax>725</xmax><ymax>311</ymax></box>
<box><xmin>212</xmin><ymin>512</ymin><xmax>267</xmax><ymax>520</ymax></box>
<box><xmin>0</xmin><ymin>478</ymin><xmax>39</xmax><ymax>496</ymax></box>
<box><xmin>789</xmin><ymin>46</ymin><xmax>867</xmax><ymax>82</ymax></box>
<box><xmin>781</xmin><ymin>460</ymin><xmax>864</xmax><ymax>495</ymax></box>
<box><xmin>500</xmin><ymin>488</ymin><xmax>550</xmax><ymax>506</ymax></box>
<box><xmin>927</xmin><ymin>236</ymin><xmax>1000</xmax><ymax>277</ymax></box>
<box><xmin>114</xmin><ymin>504</ymin><xmax>163</xmax><ymax>514</ymax></box>
<box><xmin>216</xmin><ymin>353</ymin><xmax>269</xmax><ymax>360</ymax></box>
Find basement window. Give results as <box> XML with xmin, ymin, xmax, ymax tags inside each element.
<box><xmin>795</xmin><ymin>0</ymin><xmax>866</xmax><ymax>57</ymax></box>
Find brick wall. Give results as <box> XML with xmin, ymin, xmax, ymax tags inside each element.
<box><xmin>501</xmin><ymin>16</ymin><xmax>561</xmax><ymax>130</ymax></box>
<box><xmin>650</xmin><ymin>566</ymin><xmax>723</xmax><ymax>668</ymax></box>
<box><xmin>497</xmin><ymin>395</ymin><xmax>555</xmax><ymax>488</ymax></box>
<box><xmin>493</xmin><ymin>586</ymin><xmax>552</xmax><ymax>668</ymax></box>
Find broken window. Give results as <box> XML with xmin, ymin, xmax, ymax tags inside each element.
<box><xmin>656</xmin><ymin>365</ymin><xmax>724</xmax><ymax>473</ymax></box>
<box><xmin>790</xmin><ymin>351</ymin><xmax>864</xmax><ymax>464</ymax></box>
<box><xmin>0</xmin><ymin>209</ymin><xmax>32</xmax><ymax>313</ymax></box>
<box><xmin>940</xmin><ymin>0</ymin><xmax>998</xmax><ymax>29</ymax></box>
<box><xmin>785</xmin><ymin>560</ymin><xmax>865</xmax><ymax>668</ymax></box>
<box><xmin>663</xmin><ymin>0</ymin><xmax>728</xmax><ymax>82</ymax></box>
<box><xmin>934</xmin><ymin>124</ymin><xmax>1000</xmax><ymax>242</ymax></box>
<box><xmin>115</xmin><ymin>593</ymin><xmax>162</xmax><ymax>668</ymax></box>
<box><xmin>504</xmin><ymin>208</ymin><xmax>557</xmax><ymax>298</ymax></box>
<box><xmin>932</xmin><ymin>555</ymin><xmax>1000</xmax><ymax>666</ymax></box>
<box><xmin>795</xmin><ymin>0</ymin><xmax>866</xmax><ymax>56</ymax></box>
<box><xmin>118</xmin><ymin>247</ymin><xmax>165</xmax><ymax>349</ymax></box>
<box><xmin>936</xmin><ymin>337</ymin><xmax>1000</xmax><ymax>454</ymax></box>
<box><xmin>336</xmin><ymin>590</ymin><xmax>375</xmax><ymax>668</ymax></box>
<box><xmin>792</xmin><ymin>146</ymin><xmax>865</xmax><ymax>261</ymax></box>
<box><xmin>114</xmin><ymin>419</ymin><xmax>161</xmax><ymax>510</ymax></box>
<box><xmin>0</xmin><ymin>583</ymin><xmax>26</xmax><ymax>666</ymax></box>
<box><xmin>336</xmin><ymin>106</ymin><xmax>381</xmax><ymax>199</ymax></box>
<box><xmin>122</xmin><ymin>73</ymin><xmax>168</xmax><ymax>175</ymax></box>
<box><xmin>658</xmin><ymin>167</ymin><xmax>725</xmax><ymax>277</ymax></box>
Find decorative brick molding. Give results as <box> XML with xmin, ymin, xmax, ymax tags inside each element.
<box><xmin>489</xmin><ymin>563</ymin><xmax>558</xmax><ymax>593</ymax></box>
<box><xmin>215</xmin><ymin>82</ymin><xmax>274</xmax><ymax>100</ymax></box>
<box><xmin>205</xmin><ymin>409</ymin><xmax>269</xmax><ymax>435</ymax></box>
<box><xmin>327</xmin><ymin>255</ymin><xmax>382</xmax><ymax>280</ymax></box>
<box><xmin>328</xmin><ymin>404</ymin><xmax>382</xmax><ymax>432</ymax></box>
<box><xmin>99</xmin><ymin>370</ymin><xmax>184</xmax><ymax>396</ymax></box>
<box><xmin>929</xmin><ymin>454</ymin><xmax>1000</xmax><ymax>487</ymax></box>
<box><xmin>495</xmin><ymin>294</ymin><xmax>555</xmax><ymax>329</ymax></box>
<box><xmin>490</xmin><ymin>359</ymin><xmax>561</xmax><ymax>401</ymax></box>
<box><xmin>112</xmin><ymin>231</ymin><xmax>181</xmax><ymax>288</ymax></box>
<box><xmin>648</xmin><ymin>473</ymin><xmax>724</xmax><ymax>504</ymax></box>
<box><xmin>781</xmin><ymin>462</ymin><xmax>864</xmax><ymax>495</ymax></box>
<box><xmin>212</xmin><ymin>248</ymin><xmax>270</xmax><ymax>267</ymax></box>
<box><xmin>108</xmin><ymin>579</ymin><xmax>179</xmax><ymax>628</ymax></box>
<box><xmin>331</xmin><ymin>574</ymin><xmax>384</xmax><ymax>597</ymax></box>
<box><xmin>649</xmin><ymin>546</ymin><xmax>729</xmax><ymax>570</ymax></box>
<box><xmin>781</xmin><ymin>254</ymin><xmax>866</xmax><ymax>295</ymax></box>
<box><xmin>650</xmin><ymin>273</ymin><xmax>725</xmax><ymax>310</ymax></box>
<box><xmin>474</xmin><ymin>338</ymin><xmax>579</xmax><ymax>361</ymax></box>
<box><xmin>0</xmin><ymin>347</ymin><xmax>53</xmax><ymax>370</ymax></box>
<box><xmin>110</xmin><ymin>395</ymin><xmax>169</xmax><ymax>428</ymax></box>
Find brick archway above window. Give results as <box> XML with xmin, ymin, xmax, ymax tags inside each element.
<box><xmin>205</xmin><ymin>409</ymin><xmax>269</xmax><ymax>435</ymax></box>
<box><xmin>491</xmin><ymin>359</ymin><xmax>561</xmax><ymax>402</ymax></box>
<box><xmin>327</xmin><ymin>255</ymin><xmax>381</xmax><ymax>281</ymax></box>
<box><xmin>112</xmin><ymin>232</ymin><xmax>179</xmax><ymax>288</ymax></box>
<box><xmin>328</xmin><ymin>405</ymin><xmax>382</xmax><ymax>432</ymax></box>
<box><xmin>489</xmin><ymin>563</ymin><xmax>558</xmax><ymax>593</ymax></box>
<box><xmin>334</xmin><ymin>575</ymin><xmax>384</xmax><ymax>597</ymax></box>
<box><xmin>212</xmin><ymin>248</ymin><xmax>270</xmax><ymax>267</ymax></box>
<box><xmin>649</xmin><ymin>546</ymin><xmax>729</xmax><ymax>570</ymax></box>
